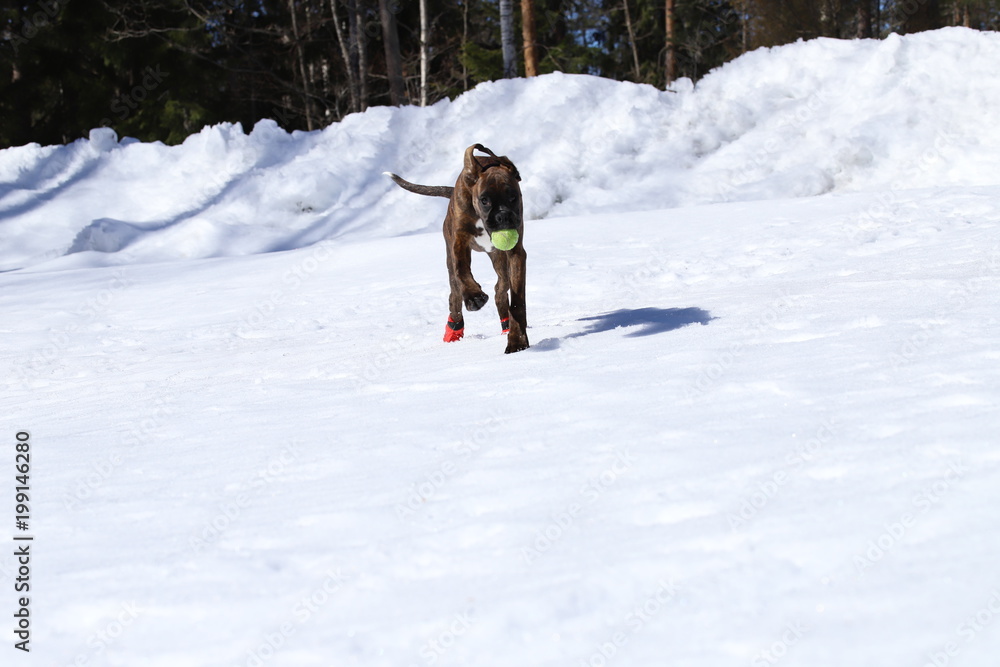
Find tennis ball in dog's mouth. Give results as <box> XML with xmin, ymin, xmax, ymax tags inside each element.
<box><xmin>490</xmin><ymin>229</ymin><xmax>519</xmax><ymax>251</ymax></box>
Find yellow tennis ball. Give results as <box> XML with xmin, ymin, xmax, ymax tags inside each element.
<box><xmin>491</xmin><ymin>229</ymin><xmax>519</xmax><ymax>251</ymax></box>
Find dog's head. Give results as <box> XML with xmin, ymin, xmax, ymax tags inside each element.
<box><xmin>462</xmin><ymin>144</ymin><xmax>522</xmax><ymax>233</ymax></box>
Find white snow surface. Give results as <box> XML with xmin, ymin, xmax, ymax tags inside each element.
<box><xmin>2</xmin><ymin>27</ymin><xmax>1000</xmax><ymax>667</ymax></box>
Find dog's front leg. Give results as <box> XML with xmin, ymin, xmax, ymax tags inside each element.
<box><xmin>489</xmin><ymin>250</ymin><xmax>511</xmax><ymax>325</ymax></box>
<box><xmin>448</xmin><ymin>237</ymin><xmax>488</xmax><ymax>312</ymax></box>
<box><xmin>443</xmin><ymin>210</ymin><xmax>485</xmax><ymax>341</ymax></box>
<box><xmin>443</xmin><ymin>249</ymin><xmax>466</xmax><ymax>342</ymax></box>
<box><xmin>504</xmin><ymin>246</ymin><xmax>529</xmax><ymax>354</ymax></box>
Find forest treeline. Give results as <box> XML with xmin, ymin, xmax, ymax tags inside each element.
<box><xmin>1</xmin><ymin>1</ymin><xmax>998</xmax><ymax>148</ymax></box>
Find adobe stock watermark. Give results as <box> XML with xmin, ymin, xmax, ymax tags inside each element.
<box><xmin>853</xmin><ymin>459</ymin><xmax>967</xmax><ymax>574</ymax></box>
<box><xmin>235</xmin><ymin>241</ymin><xmax>335</xmax><ymax>337</ymax></box>
<box><xmin>578</xmin><ymin>579</ymin><xmax>678</xmax><ymax>667</ymax></box>
<box><xmin>750</xmin><ymin>620</ymin><xmax>807</xmax><ymax>667</ymax></box>
<box><xmin>412</xmin><ymin>610</ymin><xmax>476</xmax><ymax>666</ymax></box>
<box><xmin>728</xmin><ymin>417</ymin><xmax>836</xmax><ymax>530</ymax></box>
<box><xmin>521</xmin><ymin>448</ymin><xmax>634</xmax><ymax>564</ymax></box>
<box><xmin>396</xmin><ymin>410</ymin><xmax>504</xmax><ymax>521</ymax></box>
<box><xmin>2</xmin><ymin>0</ymin><xmax>63</xmax><ymax>52</ymax></box>
<box><xmin>889</xmin><ymin>245</ymin><xmax>1000</xmax><ymax>371</ymax></box>
<box><xmin>610</xmin><ymin>244</ymin><xmax>675</xmax><ymax>306</ymax></box>
<box><xmin>356</xmin><ymin>289</ymin><xmax>450</xmax><ymax>390</ymax></box>
<box><xmin>242</xmin><ymin>568</ymin><xmax>352</xmax><ymax>667</ymax></box>
<box><xmin>189</xmin><ymin>442</ymin><xmax>301</xmax><ymax>554</ymax></box>
<box><xmin>65</xmin><ymin>601</ymin><xmax>143</xmax><ymax>667</ymax></box>
<box><xmin>362</xmin><ymin>0</ymin><xmax>403</xmax><ymax>41</ymax></box>
<box><xmin>685</xmin><ymin>291</ymin><xmax>803</xmax><ymax>403</ymax></box>
<box><xmin>705</xmin><ymin>87</ymin><xmax>835</xmax><ymax>203</ymax></box>
<box><xmin>843</xmin><ymin>127</ymin><xmax>961</xmax><ymax>244</ymax></box>
<box><xmin>63</xmin><ymin>393</ymin><xmax>176</xmax><ymax>510</ymax></box>
<box><xmin>922</xmin><ymin>589</ymin><xmax>1000</xmax><ymax>667</ymax></box>
<box><xmin>15</xmin><ymin>270</ymin><xmax>134</xmax><ymax>390</ymax></box>
<box><xmin>100</xmin><ymin>65</ymin><xmax>169</xmax><ymax>127</ymax></box>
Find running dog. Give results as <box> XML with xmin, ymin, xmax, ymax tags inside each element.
<box><xmin>386</xmin><ymin>144</ymin><xmax>528</xmax><ymax>354</ymax></box>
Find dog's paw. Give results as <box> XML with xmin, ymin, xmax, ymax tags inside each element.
<box><xmin>504</xmin><ymin>335</ymin><xmax>530</xmax><ymax>354</ymax></box>
<box><xmin>464</xmin><ymin>291</ymin><xmax>489</xmax><ymax>312</ymax></box>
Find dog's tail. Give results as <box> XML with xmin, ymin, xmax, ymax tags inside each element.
<box><xmin>384</xmin><ymin>172</ymin><xmax>454</xmax><ymax>199</ymax></box>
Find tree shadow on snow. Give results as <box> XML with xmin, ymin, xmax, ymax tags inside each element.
<box><xmin>533</xmin><ymin>307</ymin><xmax>714</xmax><ymax>352</ymax></box>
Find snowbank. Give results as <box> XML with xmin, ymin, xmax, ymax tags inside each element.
<box><xmin>2</xmin><ymin>27</ymin><xmax>999</xmax><ymax>272</ymax></box>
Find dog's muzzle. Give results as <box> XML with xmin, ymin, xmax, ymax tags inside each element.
<box><xmin>491</xmin><ymin>206</ymin><xmax>517</xmax><ymax>231</ymax></box>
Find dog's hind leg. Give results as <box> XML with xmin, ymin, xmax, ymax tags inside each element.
<box><xmin>504</xmin><ymin>247</ymin><xmax>529</xmax><ymax>354</ymax></box>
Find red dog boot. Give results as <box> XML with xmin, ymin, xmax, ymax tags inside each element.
<box><xmin>444</xmin><ymin>315</ymin><xmax>465</xmax><ymax>342</ymax></box>
<box><xmin>500</xmin><ymin>317</ymin><xmax>510</xmax><ymax>334</ymax></box>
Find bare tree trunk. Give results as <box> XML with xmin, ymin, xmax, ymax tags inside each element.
<box><xmin>903</xmin><ymin>0</ymin><xmax>941</xmax><ymax>33</ymax></box>
<box><xmin>665</xmin><ymin>0</ymin><xmax>677</xmax><ymax>86</ymax></box>
<box><xmin>380</xmin><ymin>0</ymin><xmax>406</xmax><ymax>105</ymax></box>
<box><xmin>355</xmin><ymin>2</ymin><xmax>367</xmax><ymax>110</ymax></box>
<box><xmin>289</xmin><ymin>0</ymin><xmax>315</xmax><ymax>130</ymax></box>
<box><xmin>462</xmin><ymin>0</ymin><xmax>469</xmax><ymax>90</ymax></box>
<box><xmin>330</xmin><ymin>0</ymin><xmax>358</xmax><ymax>113</ymax></box>
<box><xmin>521</xmin><ymin>0</ymin><xmax>538</xmax><ymax>77</ymax></box>
<box><xmin>420</xmin><ymin>0</ymin><xmax>429</xmax><ymax>106</ymax></box>
<box><xmin>343</xmin><ymin>0</ymin><xmax>363</xmax><ymax>112</ymax></box>
<box><xmin>857</xmin><ymin>0</ymin><xmax>872</xmax><ymax>38</ymax></box>
<box><xmin>820</xmin><ymin>0</ymin><xmax>836</xmax><ymax>37</ymax></box>
<box><xmin>500</xmin><ymin>0</ymin><xmax>517</xmax><ymax>78</ymax></box>
<box><xmin>949</xmin><ymin>1</ymin><xmax>971</xmax><ymax>26</ymax></box>
<box><xmin>623</xmin><ymin>0</ymin><xmax>641</xmax><ymax>80</ymax></box>
<box><xmin>742</xmin><ymin>11</ymin><xmax>749</xmax><ymax>53</ymax></box>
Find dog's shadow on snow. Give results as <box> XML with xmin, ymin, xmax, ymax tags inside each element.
<box><xmin>533</xmin><ymin>307</ymin><xmax>714</xmax><ymax>352</ymax></box>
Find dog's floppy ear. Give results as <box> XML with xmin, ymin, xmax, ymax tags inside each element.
<box><xmin>463</xmin><ymin>144</ymin><xmax>484</xmax><ymax>186</ymax></box>
<box><xmin>497</xmin><ymin>156</ymin><xmax>521</xmax><ymax>182</ymax></box>
<box><xmin>463</xmin><ymin>144</ymin><xmax>520</xmax><ymax>184</ymax></box>
<box><xmin>473</xmin><ymin>143</ymin><xmax>497</xmax><ymax>158</ymax></box>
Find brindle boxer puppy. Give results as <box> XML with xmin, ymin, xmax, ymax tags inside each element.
<box><xmin>386</xmin><ymin>144</ymin><xmax>529</xmax><ymax>354</ymax></box>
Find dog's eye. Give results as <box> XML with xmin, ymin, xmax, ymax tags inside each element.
<box><xmin>480</xmin><ymin>195</ymin><xmax>491</xmax><ymax>207</ymax></box>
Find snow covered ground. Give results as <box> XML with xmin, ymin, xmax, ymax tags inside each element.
<box><xmin>2</xmin><ymin>26</ymin><xmax>1000</xmax><ymax>667</ymax></box>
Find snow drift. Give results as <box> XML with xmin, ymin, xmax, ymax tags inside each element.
<box><xmin>4</xmin><ymin>26</ymin><xmax>1000</xmax><ymax>667</ymax></box>
<box><xmin>1</xmin><ymin>27</ymin><xmax>1000</xmax><ymax>272</ymax></box>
